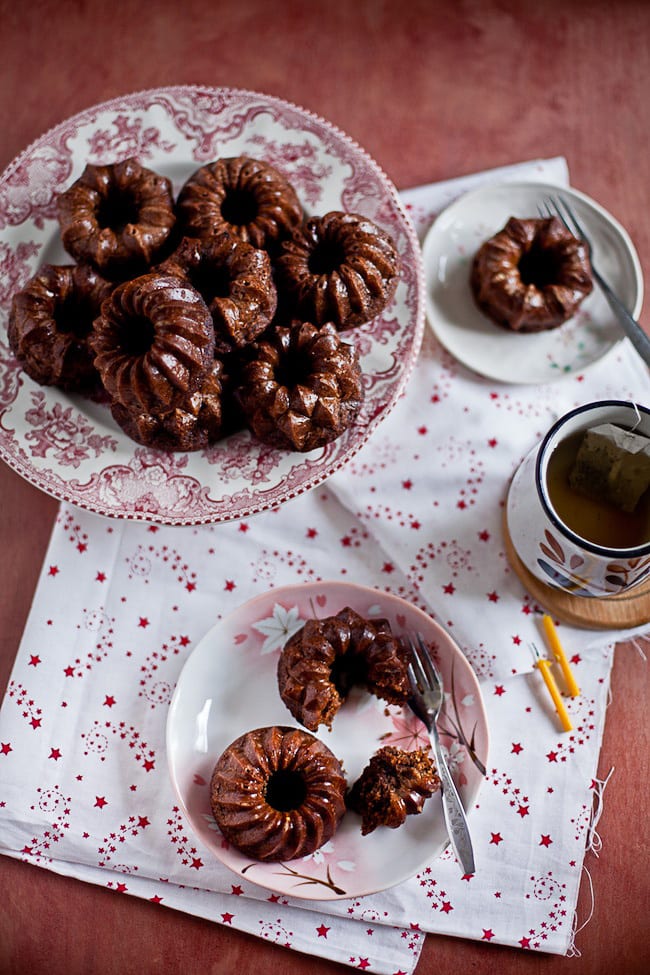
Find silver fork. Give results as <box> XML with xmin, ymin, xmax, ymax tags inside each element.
<box><xmin>540</xmin><ymin>195</ymin><xmax>650</xmax><ymax>366</ymax></box>
<box><xmin>405</xmin><ymin>633</ymin><xmax>475</xmax><ymax>876</ymax></box>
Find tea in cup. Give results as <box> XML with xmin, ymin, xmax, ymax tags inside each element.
<box><xmin>506</xmin><ymin>400</ymin><xmax>650</xmax><ymax>597</ymax></box>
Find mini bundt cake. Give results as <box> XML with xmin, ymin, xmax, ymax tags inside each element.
<box><xmin>57</xmin><ymin>157</ymin><xmax>176</xmax><ymax>280</ymax></box>
<box><xmin>176</xmin><ymin>156</ymin><xmax>303</xmax><ymax>252</ymax></box>
<box><xmin>347</xmin><ymin>746</ymin><xmax>440</xmax><ymax>835</ymax></box>
<box><xmin>90</xmin><ymin>271</ymin><xmax>215</xmax><ymax>414</ymax></box>
<box><xmin>470</xmin><ymin>215</ymin><xmax>594</xmax><ymax>333</ymax></box>
<box><xmin>109</xmin><ymin>359</ymin><xmax>227</xmax><ymax>451</ymax></box>
<box><xmin>8</xmin><ymin>263</ymin><xmax>113</xmax><ymax>390</ymax></box>
<box><xmin>159</xmin><ymin>233</ymin><xmax>277</xmax><ymax>355</ymax></box>
<box><xmin>274</xmin><ymin>211</ymin><xmax>400</xmax><ymax>329</ymax></box>
<box><xmin>210</xmin><ymin>725</ymin><xmax>347</xmax><ymax>861</ymax></box>
<box><xmin>234</xmin><ymin>321</ymin><xmax>364</xmax><ymax>452</ymax></box>
<box><xmin>277</xmin><ymin>607</ymin><xmax>410</xmax><ymax>731</ymax></box>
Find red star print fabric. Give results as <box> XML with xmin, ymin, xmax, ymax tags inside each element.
<box><xmin>1</xmin><ymin>158</ymin><xmax>647</xmax><ymax>973</ymax></box>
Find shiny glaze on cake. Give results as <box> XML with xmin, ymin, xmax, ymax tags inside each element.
<box><xmin>470</xmin><ymin>216</ymin><xmax>593</xmax><ymax>332</ymax></box>
<box><xmin>176</xmin><ymin>155</ymin><xmax>302</xmax><ymax>252</ymax></box>
<box><xmin>210</xmin><ymin>726</ymin><xmax>346</xmax><ymax>862</ymax></box>
<box><xmin>8</xmin><ymin>263</ymin><xmax>113</xmax><ymax>390</ymax></box>
<box><xmin>91</xmin><ymin>271</ymin><xmax>215</xmax><ymax>413</ymax></box>
<box><xmin>57</xmin><ymin>157</ymin><xmax>176</xmax><ymax>279</ymax></box>
<box><xmin>234</xmin><ymin>321</ymin><xmax>364</xmax><ymax>452</ymax></box>
<box><xmin>277</xmin><ymin>607</ymin><xmax>410</xmax><ymax>730</ymax></box>
<box><xmin>274</xmin><ymin>211</ymin><xmax>400</xmax><ymax>329</ymax></box>
<box><xmin>159</xmin><ymin>232</ymin><xmax>277</xmax><ymax>355</ymax></box>
<box><xmin>110</xmin><ymin>359</ymin><xmax>227</xmax><ymax>451</ymax></box>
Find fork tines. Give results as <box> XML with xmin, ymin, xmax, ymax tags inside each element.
<box><xmin>405</xmin><ymin>632</ymin><xmax>442</xmax><ymax>692</ymax></box>
<box><xmin>539</xmin><ymin>195</ymin><xmax>587</xmax><ymax>245</ymax></box>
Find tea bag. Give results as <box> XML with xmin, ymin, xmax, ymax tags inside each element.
<box><xmin>569</xmin><ymin>423</ymin><xmax>650</xmax><ymax>513</ymax></box>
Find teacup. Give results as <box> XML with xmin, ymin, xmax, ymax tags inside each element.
<box><xmin>506</xmin><ymin>400</ymin><xmax>650</xmax><ymax>597</ymax></box>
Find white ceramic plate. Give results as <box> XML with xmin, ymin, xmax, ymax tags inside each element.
<box><xmin>422</xmin><ymin>180</ymin><xmax>643</xmax><ymax>383</ymax></box>
<box><xmin>166</xmin><ymin>581</ymin><xmax>489</xmax><ymax>900</ymax></box>
<box><xmin>0</xmin><ymin>86</ymin><xmax>424</xmax><ymax>524</ymax></box>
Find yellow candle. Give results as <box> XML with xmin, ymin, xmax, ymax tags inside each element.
<box><xmin>542</xmin><ymin>614</ymin><xmax>581</xmax><ymax>698</ymax></box>
<box><xmin>535</xmin><ymin>656</ymin><xmax>574</xmax><ymax>732</ymax></box>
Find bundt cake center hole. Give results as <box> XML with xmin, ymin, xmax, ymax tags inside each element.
<box><xmin>264</xmin><ymin>769</ymin><xmax>307</xmax><ymax>812</ymax></box>
<box><xmin>330</xmin><ymin>652</ymin><xmax>368</xmax><ymax>698</ymax></box>
<box><xmin>308</xmin><ymin>239</ymin><xmax>347</xmax><ymax>276</ymax></box>
<box><xmin>54</xmin><ymin>294</ymin><xmax>98</xmax><ymax>339</ymax></box>
<box><xmin>96</xmin><ymin>187</ymin><xmax>141</xmax><ymax>233</ymax></box>
<box><xmin>518</xmin><ymin>243</ymin><xmax>561</xmax><ymax>289</ymax></box>
<box><xmin>186</xmin><ymin>261</ymin><xmax>232</xmax><ymax>302</ymax></box>
<box><xmin>220</xmin><ymin>188</ymin><xmax>259</xmax><ymax>227</ymax></box>
<box><xmin>116</xmin><ymin>316</ymin><xmax>156</xmax><ymax>357</ymax></box>
<box><xmin>274</xmin><ymin>347</ymin><xmax>312</xmax><ymax>388</ymax></box>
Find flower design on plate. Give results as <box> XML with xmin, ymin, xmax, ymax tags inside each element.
<box><xmin>242</xmin><ymin>859</ymin><xmax>348</xmax><ymax>897</ymax></box>
<box><xmin>251</xmin><ymin>603</ymin><xmax>305</xmax><ymax>654</ymax></box>
<box><xmin>24</xmin><ymin>392</ymin><xmax>117</xmax><ymax>467</ymax></box>
<box><xmin>87</xmin><ymin>114</ymin><xmax>176</xmax><ymax>162</ymax></box>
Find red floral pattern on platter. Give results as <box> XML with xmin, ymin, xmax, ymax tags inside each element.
<box><xmin>0</xmin><ymin>86</ymin><xmax>424</xmax><ymax>524</ymax></box>
<box><xmin>0</xmin><ymin>146</ymin><xmax>72</xmax><ymax>230</ymax></box>
<box><xmin>24</xmin><ymin>391</ymin><xmax>117</xmax><ymax>468</ymax></box>
<box><xmin>86</xmin><ymin>113</ymin><xmax>177</xmax><ymax>162</ymax></box>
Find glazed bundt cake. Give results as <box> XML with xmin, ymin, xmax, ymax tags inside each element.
<box><xmin>277</xmin><ymin>607</ymin><xmax>410</xmax><ymax>730</ymax></box>
<box><xmin>109</xmin><ymin>359</ymin><xmax>227</xmax><ymax>451</ymax></box>
<box><xmin>8</xmin><ymin>263</ymin><xmax>113</xmax><ymax>390</ymax></box>
<box><xmin>90</xmin><ymin>271</ymin><xmax>215</xmax><ymax>414</ymax></box>
<box><xmin>470</xmin><ymin>215</ymin><xmax>593</xmax><ymax>333</ymax></box>
<box><xmin>159</xmin><ymin>232</ymin><xmax>277</xmax><ymax>355</ymax></box>
<box><xmin>234</xmin><ymin>321</ymin><xmax>364</xmax><ymax>452</ymax></box>
<box><xmin>176</xmin><ymin>156</ymin><xmax>303</xmax><ymax>252</ymax></box>
<box><xmin>274</xmin><ymin>211</ymin><xmax>400</xmax><ymax>329</ymax></box>
<box><xmin>347</xmin><ymin>746</ymin><xmax>440</xmax><ymax>835</ymax></box>
<box><xmin>210</xmin><ymin>725</ymin><xmax>347</xmax><ymax>861</ymax></box>
<box><xmin>57</xmin><ymin>157</ymin><xmax>176</xmax><ymax>280</ymax></box>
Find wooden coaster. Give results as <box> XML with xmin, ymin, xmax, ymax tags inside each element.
<box><xmin>503</xmin><ymin>511</ymin><xmax>650</xmax><ymax>630</ymax></box>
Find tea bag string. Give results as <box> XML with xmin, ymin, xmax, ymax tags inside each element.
<box><xmin>630</xmin><ymin>401</ymin><xmax>642</xmax><ymax>432</ymax></box>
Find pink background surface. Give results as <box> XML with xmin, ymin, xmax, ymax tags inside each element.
<box><xmin>1</xmin><ymin>2</ymin><xmax>649</xmax><ymax>973</ymax></box>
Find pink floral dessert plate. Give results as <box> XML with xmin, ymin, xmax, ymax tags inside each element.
<box><xmin>0</xmin><ymin>86</ymin><xmax>424</xmax><ymax>525</ymax></box>
<box><xmin>166</xmin><ymin>581</ymin><xmax>489</xmax><ymax>900</ymax></box>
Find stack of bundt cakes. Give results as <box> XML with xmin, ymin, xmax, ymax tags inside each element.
<box><xmin>8</xmin><ymin>154</ymin><xmax>401</xmax><ymax>453</ymax></box>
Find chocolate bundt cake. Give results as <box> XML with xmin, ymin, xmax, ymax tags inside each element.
<box><xmin>210</xmin><ymin>725</ymin><xmax>347</xmax><ymax>861</ymax></box>
<box><xmin>274</xmin><ymin>211</ymin><xmax>400</xmax><ymax>329</ymax></box>
<box><xmin>277</xmin><ymin>607</ymin><xmax>410</xmax><ymax>731</ymax></box>
<box><xmin>109</xmin><ymin>359</ymin><xmax>227</xmax><ymax>451</ymax></box>
<box><xmin>159</xmin><ymin>233</ymin><xmax>277</xmax><ymax>355</ymax></box>
<box><xmin>176</xmin><ymin>156</ymin><xmax>303</xmax><ymax>252</ymax></box>
<box><xmin>234</xmin><ymin>321</ymin><xmax>364</xmax><ymax>452</ymax></box>
<box><xmin>470</xmin><ymin>216</ymin><xmax>594</xmax><ymax>333</ymax></box>
<box><xmin>347</xmin><ymin>746</ymin><xmax>440</xmax><ymax>835</ymax></box>
<box><xmin>90</xmin><ymin>271</ymin><xmax>215</xmax><ymax>414</ymax></box>
<box><xmin>8</xmin><ymin>263</ymin><xmax>113</xmax><ymax>390</ymax></box>
<box><xmin>57</xmin><ymin>157</ymin><xmax>176</xmax><ymax>280</ymax></box>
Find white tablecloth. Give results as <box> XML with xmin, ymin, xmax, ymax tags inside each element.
<box><xmin>1</xmin><ymin>155</ymin><xmax>648</xmax><ymax>972</ymax></box>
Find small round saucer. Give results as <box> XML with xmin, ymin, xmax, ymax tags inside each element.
<box><xmin>422</xmin><ymin>180</ymin><xmax>644</xmax><ymax>384</ymax></box>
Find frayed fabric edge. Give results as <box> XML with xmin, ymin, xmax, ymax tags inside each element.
<box><xmin>566</xmin><ymin>766</ymin><xmax>615</xmax><ymax>957</ymax></box>
<box><xmin>567</xmin><ymin>632</ymin><xmax>647</xmax><ymax>957</ymax></box>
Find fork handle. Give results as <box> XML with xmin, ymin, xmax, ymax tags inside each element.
<box><xmin>429</xmin><ymin>724</ymin><xmax>476</xmax><ymax>875</ymax></box>
<box><xmin>593</xmin><ymin>268</ymin><xmax>650</xmax><ymax>367</ymax></box>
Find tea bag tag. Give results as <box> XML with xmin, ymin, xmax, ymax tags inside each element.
<box><xmin>569</xmin><ymin>422</ymin><xmax>650</xmax><ymax>513</ymax></box>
